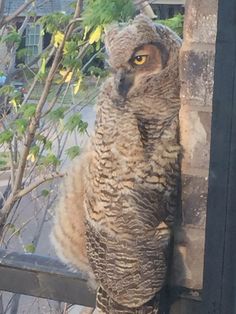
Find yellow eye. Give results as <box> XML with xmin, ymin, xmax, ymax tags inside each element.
<box><xmin>133</xmin><ymin>55</ymin><xmax>147</xmax><ymax>65</ymax></box>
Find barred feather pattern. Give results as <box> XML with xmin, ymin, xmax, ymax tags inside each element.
<box><xmin>96</xmin><ymin>286</ymin><xmax>161</xmax><ymax>314</ymax></box>
<box><xmin>52</xmin><ymin>15</ymin><xmax>181</xmax><ymax>313</ymax></box>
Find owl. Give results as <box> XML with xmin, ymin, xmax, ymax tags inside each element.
<box><xmin>52</xmin><ymin>15</ymin><xmax>182</xmax><ymax>314</ymax></box>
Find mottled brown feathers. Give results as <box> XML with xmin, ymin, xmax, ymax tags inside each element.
<box><xmin>52</xmin><ymin>14</ymin><xmax>182</xmax><ymax>313</ymax></box>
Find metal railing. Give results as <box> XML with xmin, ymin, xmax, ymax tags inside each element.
<box><xmin>0</xmin><ymin>249</ymin><xmax>202</xmax><ymax>313</ymax></box>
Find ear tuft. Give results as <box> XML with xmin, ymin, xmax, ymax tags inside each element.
<box><xmin>104</xmin><ymin>24</ymin><xmax>120</xmax><ymax>56</ymax></box>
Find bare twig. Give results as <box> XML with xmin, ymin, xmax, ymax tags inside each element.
<box><xmin>16</xmin><ymin>172</ymin><xmax>65</xmax><ymax>199</ymax></box>
<box><xmin>32</xmin><ymin>190</ymin><xmax>57</xmax><ymax>247</ymax></box>
<box><xmin>81</xmin><ymin>47</ymin><xmax>105</xmax><ymax>72</ymax></box>
<box><xmin>0</xmin><ymin>198</ymin><xmax>21</xmax><ymax>246</ymax></box>
<box><xmin>0</xmin><ymin>0</ymin><xmax>35</xmax><ymax>28</ymax></box>
<box><xmin>5</xmin><ymin>215</ymin><xmax>36</xmax><ymax>245</ymax></box>
<box><xmin>1</xmin><ymin>121</ymin><xmax>15</xmax><ymax>185</ymax></box>
<box><xmin>8</xmin><ymin>44</ymin><xmax>54</xmax><ymax>80</ymax></box>
<box><xmin>20</xmin><ymin>45</ymin><xmax>56</xmax><ymax>106</ymax></box>
<box><xmin>133</xmin><ymin>0</ymin><xmax>156</xmax><ymax>18</ymax></box>
<box><xmin>7</xmin><ymin>15</ymin><xmax>33</xmax><ymax>77</ymax></box>
<box><xmin>8</xmin><ymin>142</ymin><xmax>15</xmax><ymax>185</ymax></box>
<box><xmin>0</xmin><ymin>0</ymin><xmax>35</xmax><ymax>27</ymax></box>
<box><xmin>0</xmin><ymin>0</ymin><xmax>5</xmax><ymax>22</ymax></box>
<box><xmin>0</xmin><ymin>0</ymin><xmax>84</xmax><ymax>233</ymax></box>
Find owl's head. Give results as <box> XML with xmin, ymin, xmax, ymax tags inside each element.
<box><xmin>105</xmin><ymin>15</ymin><xmax>182</xmax><ymax>98</ymax></box>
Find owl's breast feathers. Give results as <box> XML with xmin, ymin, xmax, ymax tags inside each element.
<box><xmin>82</xmin><ymin>79</ymin><xmax>181</xmax><ymax>307</ymax></box>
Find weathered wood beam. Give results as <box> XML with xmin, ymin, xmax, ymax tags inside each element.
<box><xmin>0</xmin><ymin>249</ymin><xmax>203</xmax><ymax>312</ymax></box>
<box><xmin>0</xmin><ymin>249</ymin><xmax>95</xmax><ymax>307</ymax></box>
<box><xmin>202</xmin><ymin>0</ymin><xmax>236</xmax><ymax>313</ymax></box>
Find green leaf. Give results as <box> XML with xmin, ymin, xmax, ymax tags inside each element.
<box><xmin>48</xmin><ymin>106</ymin><xmax>69</xmax><ymax>122</ymax></box>
<box><xmin>96</xmin><ymin>39</ymin><xmax>101</xmax><ymax>51</ymax></box>
<box><xmin>0</xmin><ymin>85</ymin><xmax>14</xmax><ymax>96</ymax></box>
<box><xmin>41</xmin><ymin>189</ymin><xmax>50</xmax><ymax>197</ymax></box>
<box><xmin>35</xmin><ymin>136</ymin><xmax>52</xmax><ymax>150</ymax></box>
<box><xmin>63</xmin><ymin>40</ymin><xmax>78</xmax><ymax>55</ymax></box>
<box><xmin>6</xmin><ymin>223</ymin><xmax>21</xmax><ymax>236</ymax></box>
<box><xmin>24</xmin><ymin>243</ymin><xmax>36</xmax><ymax>253</ymax></box>
<box><xmin>66</xmin><ymin>146</ymin><xmax>80</xmax><ymax>160</ymax></box>
<box><xmin>88</xmin><ymin>65</ymin><xmax>107</xmax><ymax>77</ymax></box>
<box><xmin>0</xmin><ymin>152</ymin><xmax>9</xmax><ymax>170</ymax></box>
<box><xmin>15</xmin><ymin>118</ymin><xmax>28</xmax><ymax>135</ymax></box>
<box><xmin>83</xmin><ymin>0</ymin><xmax>135</xmax><ymax>29</ymax></box>
<box><xmin>39</xmin><ymin>57</ymin><xmax>46</xmax><ymax>75</ymax></box>
<box><xmin>65</xmin><ymin>113</ymin><xmax>88</xmax><ymax>133</ymax></box>
<box><xmin>16</xmin><ymin>48</ymin><xmax>28</xmax><ymax>59</ymax></box>
<box><xmin>2</xmin><ymin>28</ymin><xmax>21</xmax><ymax>45</ymax></box>
<box><xmin>20</xmin><ymin>104</ymin><xmax>37</xmax><ymax>119</ymax></box>
<box><xmin>29</xmin><ymin>145</ymin><xmax>40</xmax><ymax>157</ymax></box>
<box><xmin>35</xmin><ymin>134</ymin><xmax>46</xmax><ymax>142</ymax></box>
<box><xmin>0</xmin><ymin>158</ymin><xmax>7</xmax><ymax>168</ymax></box>
<box><xmin>45</xmin><ymin>140</ymin><xmax>52</xmax><ymax>151</ymax></box>
<box><xmin>41</xmin><ymin>153</ymin><xmax>60</xmax><ymax>167</ymax></box>
<box><xmin>158</xmin><ymin>14</ymin><xmax>184</xmax><ymax>37</ymax></box>
<box><xmin>0</xmin><ymin>130</ymin><xmax>13</xmax><ymax>144</ymax></box>
<box><xmin>38</xmin><ymin>12</ymin><xmax>70</xmax><ymax>34</ymax></box>
<box><xmin>0</xmin><ymin>85</ymin><xmax>23</xmax><ymax>108</ymax></box>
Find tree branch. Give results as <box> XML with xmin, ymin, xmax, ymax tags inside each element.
<box><xmin>133</xmin><ymin>0</ymin><xmax>156</xmax><ymax>18</ymax></box>
<box><xmin>0</xmin><ymin>0</ymin><xmax>6</xmax><ymax>22</ymax></box>
<box><xmin>16</xmin><ymin>172</ymin><xmax>65</xmax><ymax>199</ymax></box>
<box><xmin>7</xmin><ymin>15</ymin><xmax>30</xmax><ymax>77</ymax></box>
<box><xmin>8</xmin><ymin>44</ymin><xmax>54</xmax><ymax>79</ymax></box>
<box><xmin>0</xmin><ymin>0</ymin><xmax>35</xmax><ymax>27</ymax></box>
<box><xmin>0</xmin><ymin>0</ymin><xmax>84</xmax><ymax>233</ymax></box>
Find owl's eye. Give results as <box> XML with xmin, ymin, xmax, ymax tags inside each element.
<box><xmin>133</xmin><ymin>55</ymin><xmax>148</xmax><ymax>65</ymax></box>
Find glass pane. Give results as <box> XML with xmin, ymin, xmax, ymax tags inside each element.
<box><xmin>27</xmin><ymin>46</ymin><xmax>33</xmax><ymax>56</ymax></box>
<box><xmin>29</xmin><ymin>26</ymin><xmax>34</xmax><ymax>35</ymax></box>
<box><xmin>35</xmin><ymin>35</ymin><xmax>40</xmax><ymax>43</ymax></box>
<box><xmin>33</xmin><ymin>46</ymin><xmax>38</xmax><ymax>55</ymax></box>
<box><xmin>24</xmin><ymin>23</ymin><xmax>41</xmax><ymax>62</ymax></box>
<box><xmin>36</xmin><ymin>24</ymin><xmax>40</xmax><ymax>33</ymax></box>
<box><xmin>29</xmin><ymin>35</ymin><xmax>34</xmax><ymax>45</ymax></box>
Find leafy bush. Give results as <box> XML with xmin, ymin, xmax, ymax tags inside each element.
<box><xmin>83</xmin><ymin>0</ymin><xmax>135</xmax><ymax>29</ymax></box>
<box><xmin>158</xmin><ymin>13</ymin><xmax>184</xmax><ymax>37</ymax></box>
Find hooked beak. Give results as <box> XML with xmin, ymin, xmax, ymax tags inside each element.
<box><xmin>115</xmin><ymin>69</ymin><xmax>134</xmax><ymax>98</ymax></box>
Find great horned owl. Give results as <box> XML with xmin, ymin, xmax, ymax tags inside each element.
<box><xmin>52</xmin><ymin>15</ymin><xmax>182</xmax><ymax>313</ymax></box>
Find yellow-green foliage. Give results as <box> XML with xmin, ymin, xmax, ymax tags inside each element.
<box><xmin>83</xmin><ymin>0</ymin><xmax>135</xmax><ymax>29</ymax></box>
<box><xmin>158</xmin><ymin>14</ymin><xmax>184</xmax><ymax>37</ymax></box>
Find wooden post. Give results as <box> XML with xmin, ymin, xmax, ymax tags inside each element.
<box><xmin>202</xmin><ymin>1</ymin><xmax>236</xmax><ymax>313</ymax></box>
<box><xmin>171</xmin><ymin>0</ymin><xmax>218</xmax><ymax>293</ymax></box>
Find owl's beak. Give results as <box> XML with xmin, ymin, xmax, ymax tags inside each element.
<box><xmin>115</xmin><ymin>69</ymin><xmax>134</xmax><ymax>98</ymax></box>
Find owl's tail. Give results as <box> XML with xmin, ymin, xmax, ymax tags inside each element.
<box><xmin>95</xmin><ymin>286</ymin><xmax>168</xmax><ymax>314</ymax></box>
<box><xmin>51</xmin><ymin>150</ymin><xmax>95</xmax><ymax>285</ymax></box>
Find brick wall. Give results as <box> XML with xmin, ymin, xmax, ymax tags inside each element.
<box><xmin>172</xmin><ymin>0</ymin><xmax>218</xmax><ymax>290</ymax></box>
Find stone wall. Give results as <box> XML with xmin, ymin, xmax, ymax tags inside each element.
<box><xmin>172</xmin><ymin>0</ymin><xmax>218</xmax><ymax>290</ymax></box>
